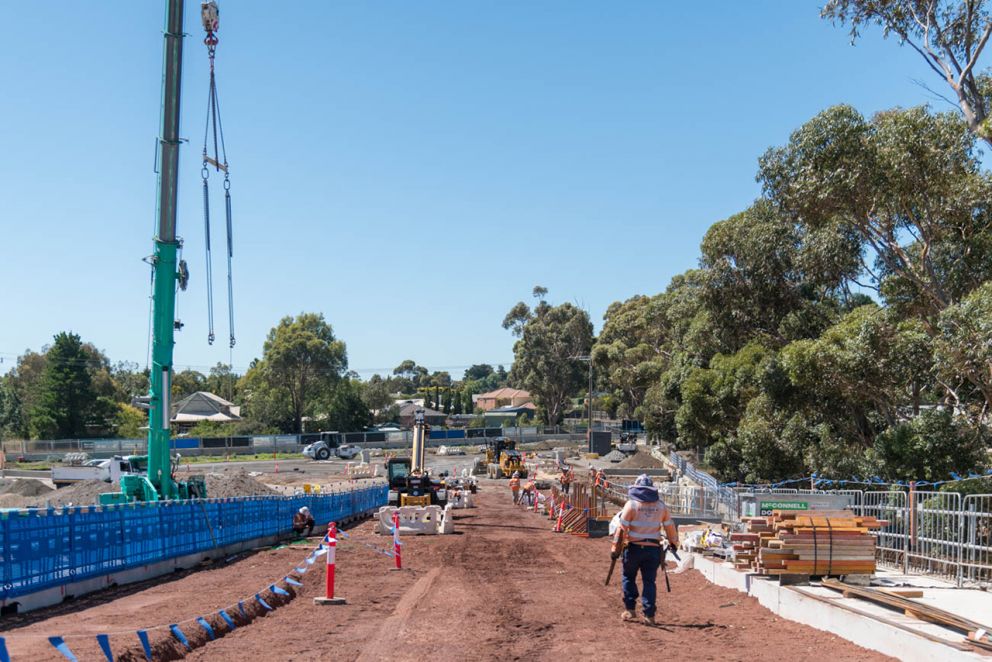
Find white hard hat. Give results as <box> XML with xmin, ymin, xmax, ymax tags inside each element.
<box><xmin>299</xmin><ymin>506</ymin><xmax>311</xmax><ymax>515</ymax></box>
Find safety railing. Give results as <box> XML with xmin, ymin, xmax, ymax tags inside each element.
<box><xmin>859</xmin><ymin>490</ymin><xmax>907</xmax><ymax>569</ymax></box>
<box><xmin>0</xmin><ymin>482</ymin><xmax>387</xmax><ymax>601</ymax></box>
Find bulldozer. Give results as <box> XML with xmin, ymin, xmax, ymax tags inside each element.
<box><xmin>485</xmin><ymin>437</ymin><xmax>527</xmax><ymax>479</ymax></box>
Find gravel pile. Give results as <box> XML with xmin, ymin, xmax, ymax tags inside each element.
<box><xmin>616</xmin><ymin>450</ymin><xmax>667</xmax><ymax>469</ymax></box>
<box><xmin>204</xmin><ymin>471</ymin><xmax>278</xmax><ymax>498</ymax></box>
<box><xmin>0</xmin><ymin>477</ymin><xmax>54</xmax><ymax>497</ymax></box>
<box><xmin>0</xmin><ymin>472</ymin><xmax>278</xmax><ymax>509</ymax></box>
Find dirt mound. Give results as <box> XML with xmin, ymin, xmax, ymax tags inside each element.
<box><xmin>31</xmin><ymin>480</ymin><xmax>115</xmax><ymax>507</ymax></box>
<box><xmin>204</xmin><ymin>471</ymin><xmax>279</xmax><ymax>498</ymax></box>
<box><xmin>616</xmin><ymin>450</ymin><xmax>667</xmax><ymax>469</ymax></box>
<box><xmin>0</xmin><ymin>477</ymin><xmax>54</xmax><ymax>497</ymax></box>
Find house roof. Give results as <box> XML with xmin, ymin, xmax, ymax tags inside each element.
<box><xmin>397</xmin><ymin>402</ymin><xmax>447</xmax><ymax>418</ymax></box>
<box><xmin>477</xmin><ymin>387</ymin><xmax>531</xmax><ymax>400</ymax></box>
<box><xmin>485</xmin><ymin>403</ymin><xmax>537</xmax><ymax>414</ymax></box>
<box><xmin>171</xmin><ymin>391</ymin><xmax>241</xmax><ymax>423</ymax></box>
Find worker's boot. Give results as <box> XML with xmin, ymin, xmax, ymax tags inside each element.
<box><xmin>642</xmin><ymin>614</ymin><xmax>656</xmax><ymax>626</ymax></box>
<box><xmin>621</xmin><ymin>609</ymin><xmax>635</xmax><ymax>622</ymax></box>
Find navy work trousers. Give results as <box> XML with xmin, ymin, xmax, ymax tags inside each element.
<box><xmin>621</xmin><ymin>543</ymin><xmax>661</xmax><ymax>617</ymax></box>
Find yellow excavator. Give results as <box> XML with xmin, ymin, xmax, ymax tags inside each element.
<box><xmin>485</xmin><ymin>437</ymin><xmax>527</xmax><ymax>479</ymax></box>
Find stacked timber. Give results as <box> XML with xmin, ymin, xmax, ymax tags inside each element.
<box><xmin>734</xmin><ymin>510</ymin><xmax>885</xmax><ymax>576</ymax></box>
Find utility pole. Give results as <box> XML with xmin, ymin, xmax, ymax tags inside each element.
<box><xmin>147</xmin><ymin>0</ymin><xmax>187</xmax><ymax>499</ymax></box>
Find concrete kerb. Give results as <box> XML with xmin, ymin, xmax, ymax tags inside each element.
<box><xmin>691</xmin><ymin>553</ymin><xmax>985</xmax><ymax>662</ymax></box>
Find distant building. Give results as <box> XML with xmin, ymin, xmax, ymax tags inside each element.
<box><xmin>474</xmin><ymin>387</ymin><xmax>532</xmax><ymax>412</ymax></box>
<box><xmin>483</xmin><ymin>402</ymin><xmax>537</xmax><ymax>424</ymax></box>
<box><xmin>171</xmin><ymin>391</ymin><xmax>241</xmax><ymax>431</ymax></box>
<box><xmin>397</xmin><ymin>402</ymin><xmax>447</xmax><ymax>427</ymax></box>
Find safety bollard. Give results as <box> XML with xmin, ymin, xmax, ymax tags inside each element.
<box><xmin>314</xmin><ymin>522</ymin><xmax>346</xmax><ymax>605</ymax></box>
<box><xmin>554</xmin><ymin>497</ymin><xmax>567</xmax><ymax>532</ymax></box>
<box><xmin>390</xmin><ymin>511</ymin><xmax>403</xmax><ymax>571</ymax></box>
<box><xmin>533</xmin><ymin>491</ymin><xmax>539</xmax><ymax>513</ymax></box>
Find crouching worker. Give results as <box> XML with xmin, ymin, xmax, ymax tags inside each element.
<box><xmin>615</xmin><ymin>474</ymin><xmax>678</xmax><ymax>625</ymax></box>
<box><xmin>293</xmin><ymin>506</ymin><xmax>315</xmax><ymax>538</ymax></box>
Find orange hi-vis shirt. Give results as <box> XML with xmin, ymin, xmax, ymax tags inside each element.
<box><xmin>618</xmin><ymin>498</ymin><xmax>678</xmax><ymax>547</ymax></box>
<box><xmin>509</xmin><ymin>477</ymin><xmax>521</xmax><ymax>490</ymax></box>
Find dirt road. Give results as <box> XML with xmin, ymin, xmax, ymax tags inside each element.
<box><xmin>0</xmin><ymin>484</ymin><xmax>890</xmax><ymax>661</ymax></box>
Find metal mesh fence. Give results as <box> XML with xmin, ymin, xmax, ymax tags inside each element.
<box><xmin>0</xmin><ymin>483</ymin><xmax>386</xmax><ymax>600</ymax></box>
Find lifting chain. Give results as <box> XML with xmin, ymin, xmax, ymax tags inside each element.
<box><xmin>200</xmin><ymin>1</ymin><xmax>235</xmax><ymax>349</ymax></box>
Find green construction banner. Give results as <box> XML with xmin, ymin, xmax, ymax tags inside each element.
<box><xmin>759</xmin><ymin>500</ymin><xmax>809</xmax><ymax>515</ymax></box>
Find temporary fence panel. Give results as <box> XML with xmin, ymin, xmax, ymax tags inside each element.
<box><xmin>907</xmin><ymin>491</ymin><xmax>962</xmax><ymax>583</ymax></box>
<box><xmin>0</xmin><ymin>484</ymin><xmax>387</xmax><ymax>601</ymax></box>
<box><xmin>960</xmin><ymin>494</ymin><xmax>992</xmax><ymax>588</ymax></box>
<box><xmin>859</xmin><ymin>491</ymin><xmax>907</xmax><ymax>570</ymax></box>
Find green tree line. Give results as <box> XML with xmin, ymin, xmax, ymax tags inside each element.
<box><xmin>0</xmin><ymin>313</ymin><xmax>510</xmax><ymax>441</ymax></box>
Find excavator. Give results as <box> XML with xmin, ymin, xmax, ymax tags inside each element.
<box><xmin>485</xmin><ymin>437</ymin><xmax>527</xmax><ymax>479</ymax></box>
<box><xmin>386</xmin><ymin>409</ymin><xmax>448</xmax><ymax>507</ymax></box>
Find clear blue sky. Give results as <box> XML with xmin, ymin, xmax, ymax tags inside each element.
<box><xmin>0</xmin><ymin>1</ymin><xmax>935</xmax><ymax>379</ymax></box>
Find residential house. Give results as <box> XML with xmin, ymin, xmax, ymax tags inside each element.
<box><xmin>474</xmin><ymin>387</ymin><xmax>532</xmax><ymax>412</ymax></box>
<box><xmin>171</xmin><ymin>391</ymin><xmax>241</xmax><ymax>432</ymax></box>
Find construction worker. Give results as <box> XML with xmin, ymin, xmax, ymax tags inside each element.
<box><xmin>613</xmin><ymin>474</ymin><xmax>678</xmax><ymax>625</ymax></box>
<box><xmin>509</xmin><ymin>471</ymin><xmax>521</xmax><ymax>504</ymax></box>
<box><xmin>292</xmin><ymin>506</ymin><xmax>315</xmax><ymax>538</ymax></box>
<box><xmin>560</xmin><ymin>465</ymin><xmax>573</xmax><ymax>495</ymax></box>
<box><xmin>522</xmin><ymin>478</ymin><xmax>537</xmax><ymax>506</ymax></box>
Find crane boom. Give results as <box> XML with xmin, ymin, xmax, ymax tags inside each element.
<box><xmin>146</xmin><ymin>0</ymin><xmax>186</xmax><ymax>499</ymax></box>
<box><xmin>101</xmin><ymin>0</ymin><xmax>207</xmax><ymax>504</ymax></box>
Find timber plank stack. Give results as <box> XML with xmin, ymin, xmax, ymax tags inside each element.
<box><xmin>735</xmin><ymin>510</ymin><xmax>885</xmax><ymax>577</ymax></box>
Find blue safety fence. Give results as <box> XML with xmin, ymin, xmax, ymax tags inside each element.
<box><xmin>0</xmin><ymin>483</ymin><xmax>386</xmax><ymax>601</ymax></box>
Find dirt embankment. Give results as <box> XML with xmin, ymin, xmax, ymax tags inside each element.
<box><xmin>2</xmin><ymin>486</ymin><xmax>891</xmax><ymax>661</ymax></box>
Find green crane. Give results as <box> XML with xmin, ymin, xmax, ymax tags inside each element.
<box><xmin>101</xmin><ymin>0</ymin><xmax>209</xmax><ymax>504</ymax></box>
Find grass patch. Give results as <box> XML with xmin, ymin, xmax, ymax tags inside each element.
<box><xmin>9</xmin><ymin>461</ymin><xmax>53</xmax><ymax>471</ymax></box>
<box><xmin>178</xmin><ymin>452</ymin><xmax>302</xmax><ymax>464</ymax></box>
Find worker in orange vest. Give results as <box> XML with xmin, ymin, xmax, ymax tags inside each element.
<box><xmin>509</xmin><ymin>472</ymin><xmax>521</xmax><ymax>504</ymax></box>
<box><xmin>614</xmin><ymin>474</ymin><xmax>678</xmax><ymax>625</ymax></box>
<box><xmin>560</xmin><ymin>465</ymin><xmax>573</xmax><ymax>495</ymax></box>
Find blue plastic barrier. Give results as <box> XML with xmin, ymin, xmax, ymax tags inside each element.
<box><xmin>0</xmin><ymin>485</ymin><xmax>386</xmax><ymax>601</ymax></box>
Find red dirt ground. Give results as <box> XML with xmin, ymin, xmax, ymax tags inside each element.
<box><xmin>0</xmin><ymin>485</ymin><xmax>892</xmax><ymax>661</ymax></box>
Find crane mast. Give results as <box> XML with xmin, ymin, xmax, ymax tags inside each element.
<box><xmin>146</xmin><ymin>0</ymin><xmax>186</xmax><ymax>500</ymax></box>
<box><xmin>102</xmin><ymin>0</ymin><xmax>206</xmax><ymax>504</ymax></box>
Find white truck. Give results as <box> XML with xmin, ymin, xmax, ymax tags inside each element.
<box><xmin>51</xmin><ymin>456</ymin><xmax>143</xmax><ymax>487</ymax></box>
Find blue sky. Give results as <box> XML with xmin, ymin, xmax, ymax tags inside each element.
<box><xmin>0</xmin><ymin>1</ymin><xmax>936</xmax><ymax>379</ymax></box>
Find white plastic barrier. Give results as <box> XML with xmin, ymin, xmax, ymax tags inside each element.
<box><xmin>448</xmin><ymin>490</ymin><xmax>474</xmax><ymax>509</ymax></box>
<box><xmin>346</xmin><ymin>462</ymin><xmax>377</xmax><ymax>479</ymax></box>
<box><xmin>376</xmin><ymin>504</ymin><xmax>455</xmax><ymax>535</ymax></box>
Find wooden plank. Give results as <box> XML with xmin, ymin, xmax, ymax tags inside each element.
<box><xmin>822</xmin><ymin>579</ymin><xmax>992</xmax><ymax>636</ymax></box>
<box><xmin>877</xmin><ymin>589</ymin><xmax>924</xmax><ymax>598</ymax></box>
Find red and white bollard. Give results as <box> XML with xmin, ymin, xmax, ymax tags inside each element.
<box><xmin>391</xmin><ymin>511</ymin><xmax>403</xmax><ymax>571</ymax></box>
<box><xmin>313</xmin><ymin>522</ymin><xmax>346</xmax><ymax>605</ymax></box>
<box><xmin>554</xmin><ymin>497</ymin><xmax>567</xmax><ymax>533</ymax></box>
